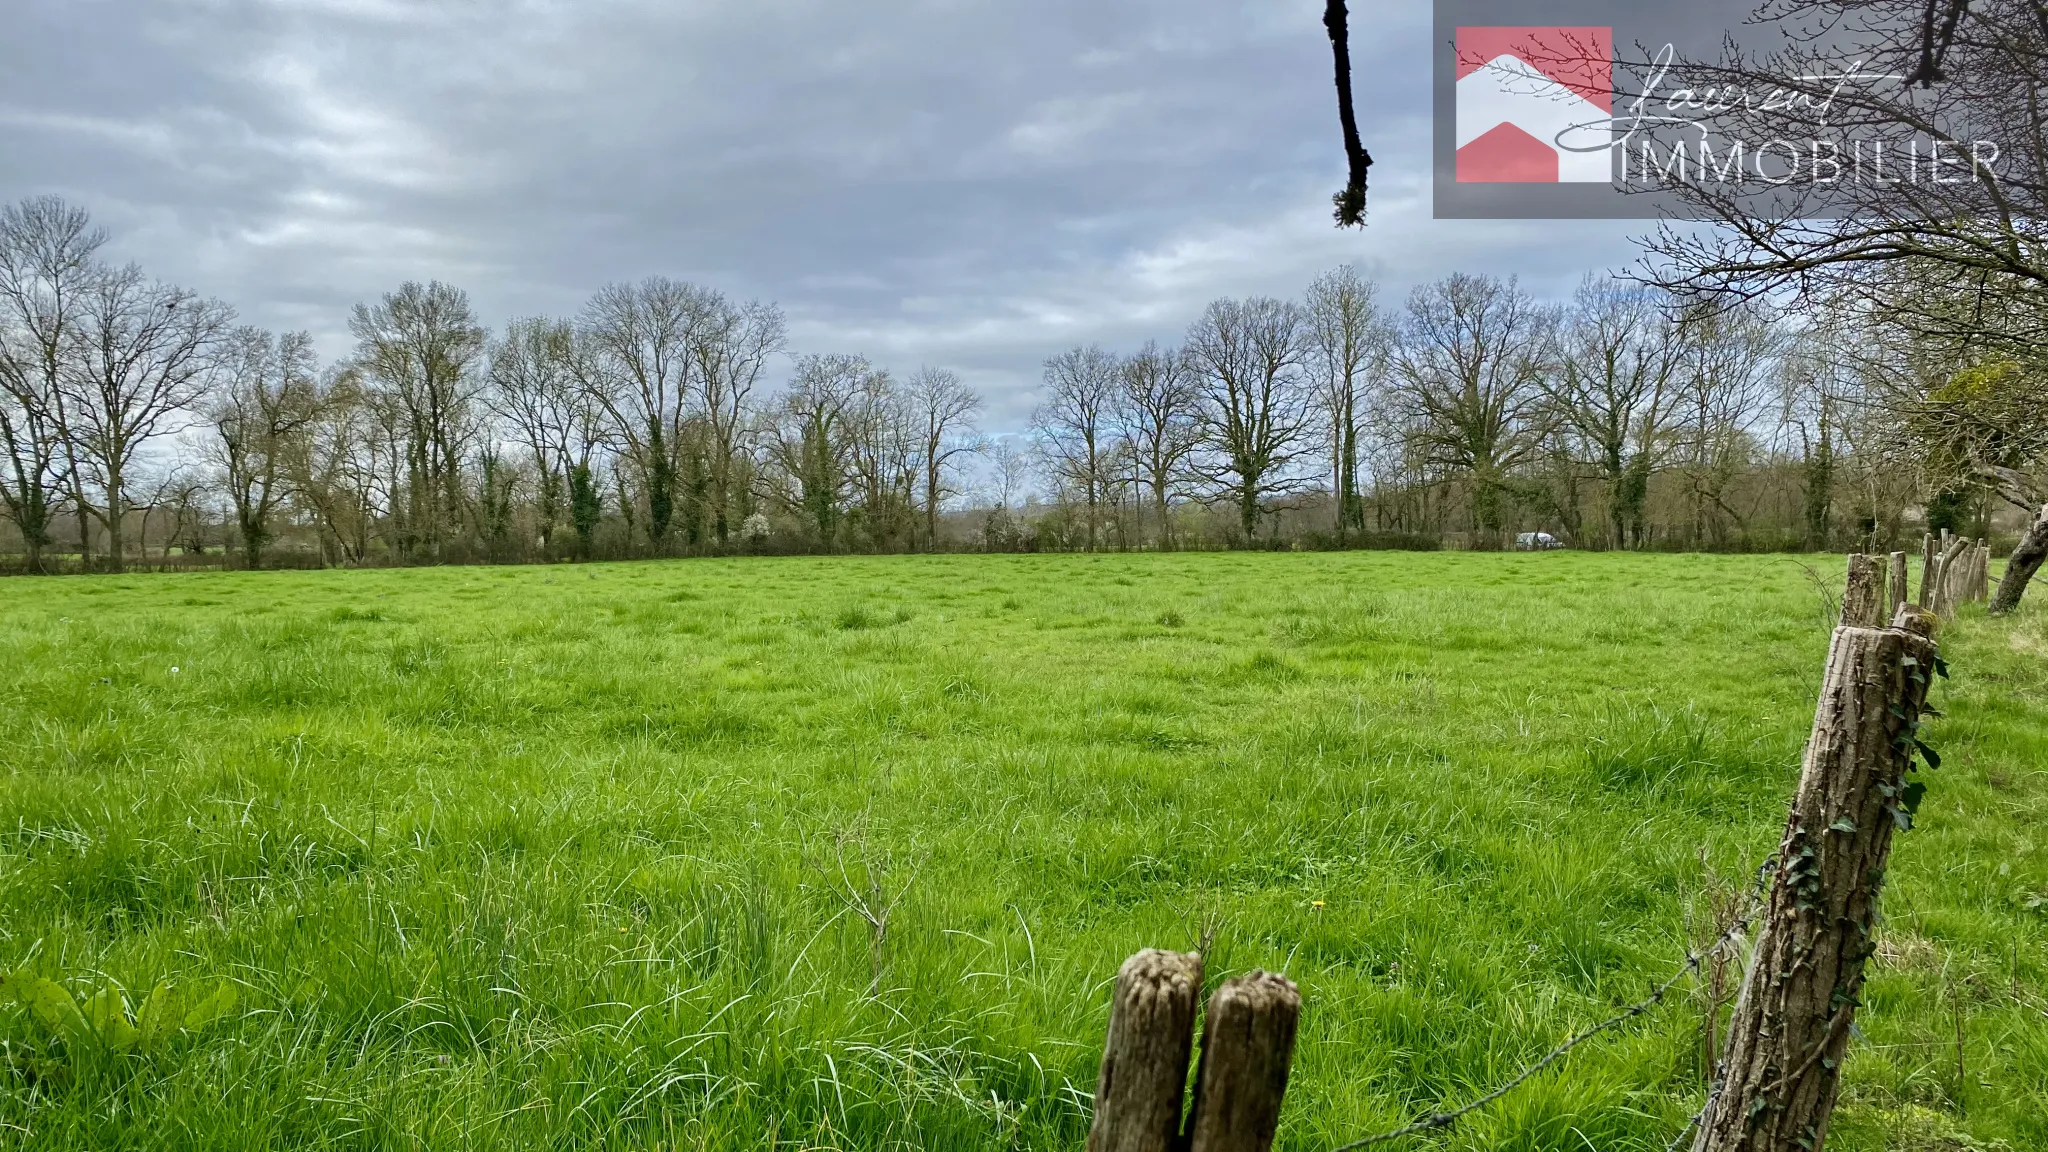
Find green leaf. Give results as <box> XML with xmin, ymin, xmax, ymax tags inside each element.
<box><xmin>134</xmin><ymin>982</ymin><xmax>182</xmax><ymax>1046</ymax></box>
<box><xmin>1828</xmin><ymin>817</ymin><xmax>1857</xmax><ymax>834</ymax></box>
<box><xmin>20</xmin><ymin>978</ymin><xmax>88</xmax><ymax>1042</ymax></box>
<box><xmin>1901</xmin><ymin>780</ymin><xmax>1928</xmax><ymax>818</ymax></box>
<box><xmin>179</xmin><ymin>983</ymin><xmax>238</xmax><ymax>1032</ymax></box>
<box><xmin>1913</xmin><ymin>740</ymin><xmax>1942</xmax><ymax>771</ymax></box>
<box><xmin>83</xmin><ymin>984</ymin><xmax>139</xmax><ymax>1052</ymax></box>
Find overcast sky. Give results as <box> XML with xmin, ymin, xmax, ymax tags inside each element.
<box><xmin>1</xmin><ymin>0</ymin><xmax>1650</xmax><ymax>430</ymax></box>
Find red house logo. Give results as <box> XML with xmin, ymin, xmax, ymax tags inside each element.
<box><xmin>1456</xmin><ymin>26</ymin><xmax>1613</xmax><ymax>183</ymax></box>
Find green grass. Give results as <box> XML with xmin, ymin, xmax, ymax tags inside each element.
<box><xmin>0</xmin><ymin>552</ymin><xmax>2042</xmax><ymax>1151</ymax></box>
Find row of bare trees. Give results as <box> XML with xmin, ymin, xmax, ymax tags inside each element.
<box><xmin>0</xmin><ymin>195</ymin><xmax>997</xmax><ymax>570</ymax></box>
<box><xmin>3</xmin><ymin>193</ymin><xmax>2038</xmax><ymax>572</ymax></box>
<box><xmin>195</xmin><ymin>282</ymin><xmax>991</xmax><ymax>568</ymax></box>
<box><xmin>0</xmin><ymin>199</ymin><xmax>234</xmax><ymax>573</ymax></box>
<box><xmin>1020</xmin><ymin>266</ymin><xmax>1995</xmax><ymax>557</ymax></box>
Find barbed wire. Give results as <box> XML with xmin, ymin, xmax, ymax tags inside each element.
<box><xmin>1329</xmin><ymin>857</ymin><xmax>1777</xmax><ymax>1152</ymax></box>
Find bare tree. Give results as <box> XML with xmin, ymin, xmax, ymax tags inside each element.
<box><xmin>1393</xmin><ymin>274</ymin><xmax>1553</xmax><ymax>549</ymax></box>
<box><xmin>1545</xmin><ymin>276</ymin><xmax>1683</xmax><ymax>549</ymax></box>
<box><xmin>486</xmin><ymin>317</ymin><xmax>613</xmax><ymax>557</ymax></box>
<box><xmin>0</xmin><ymin>196</ymin><xmax>104</xmax><ymax>573</ymax></box>
<box><xmin>1034</xmin><ymin>345</ymin><xmax>1120</xmax><ymax>551</ymax></box>
<box><xmin>1185</xmin><ymin>297</ymin><xmax>1316</xmax><ymax>541</ymax></box>
<box><xmin>1305</xmin><ymin>266</ymin><xmax>1385</xmax><ymax>542</ymax></box>
<box><xmin>984</xmin><ymin>434</ymin><xmax>1035</xmax><ymax>511</ymax></box>
<box><xmin>579</xmin><ymin>277</ymin><xmax>710</xmax><ymax>548</ymax></box>
<box><xmin>1117</xmin><ymin>343</ymin><xmax>1202</xmax><ymax>549</ymax></box>
<box><xmin>351</xmin><ymin>281</ymin><xmax>485</xmax><ymax>562</ymax></box>
<box><xmin>284</xmin><ymin>366</ymin><xmax>386</xmax><ymax>566</ymax></box>
<box><xmin>905</xmin><ymin>366</ymin><xmax>981</xmax><ymax>550</ymax></box>
<box><xmin>692</xmin><ymin>295</ymin><xmax>785</xmax><ymax>543</ymax></box>
<box><xmin>844</xmin><ymin>368</ymin><xmax>917</xmax><ymax>548</ymax></box>
<box><xmin>209</xmin><ymin>327</ymin><xmax>317</xmax><ymax>568</ymax></box>
<box><xmin>765</xmin><ymin>354</ymin><xmax>873</xmax><ymax>543</ymax></box>
<box><xmin>1673</xmin><ymin>302</ymin><xmax>1782</xmax><ymax>549</ymax></box>
<box><xmin>61</xmin><ymin>263</ymin><xmax>233</xmax><ymax>572</ymax></box>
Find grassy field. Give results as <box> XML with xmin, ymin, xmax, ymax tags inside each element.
<box><xmin>0</xmin><ymin>552</ymin><xmax>2042</xmax><ymax>1151</ymax></box>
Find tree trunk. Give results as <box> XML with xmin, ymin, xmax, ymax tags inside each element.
<box><xmin>1990</xmin><ymin>505</ymin><xmax>2047</xmax><ymax>616</ymax></box>
<box><xmin>75</xmin><ymin>481</ymin><xmax>92</xmax><ymax>572</ymax></box>
<box><xmin>1088</xmin><ymin>950</ymin><xmax>1202</xmax><ymax>1152</ymax></box>
<box><xmin>1154</xmin><ymin>482</ymin><xmax>1172</xmax><ymax>552</ymax></box>
<box><xmin>1693</xmin><ymin>607</ymin><xmax>1939</xmax><ymax>1152</ymax></box>
<box><xmin>1185</xmin><ymin>971</ymin><xmax>1300</xmax><ymax>1152</ymax></box>
<box><xmin>105</xmin><ymin>475</ymin><xmax>127</xmax><ymax>574</ymax></box>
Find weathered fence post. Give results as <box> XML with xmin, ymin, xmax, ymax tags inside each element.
<box><xmin>1089</xmin><ymin>950</ymin><xmax>1203</xmax><ymax>1152</ymax></box>
<box><xmin>1185</xmin><ymin>972</ymin><xmax>1301</xmax><ymax>1152</ymax></box>
<box><xmin>1888</xmin><ymin>552</ymin><xmax>1909</xmax><ymax>616</ymax></box>
<box><xmin>1918</xmin><ymin>534</ymin><xmax>1937</xmax><ymax>606</ymax></box>
<box><xmin>1090</xmin><ymin>956</ymin><xmax>1301</xmax><ymax>1152</ymax></box>
<box><xmin>1973</xmin><ymin>540</ymin><xmax>1990</xmax><ymax>603</ymax></box>
<box><xmin>1693</xmin><ymin>605</ymin><xmax>1940</xmax><ymax>1152</ymax></box>
<box><xmin>1991</xmin><ymin>504</ymin><xmax>2048</xmax><ymax>616</ymax></box>
<box><xmin>1841</xmin><ymin>555</ymin><xmax>1882</xmax><ymax>627</ymax></box>
<box><xmin>1929</xmin><ymin>536</ymin><xmax>1970</xmax><ymax>618</ymax></box>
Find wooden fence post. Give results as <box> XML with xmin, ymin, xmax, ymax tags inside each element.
<box><xmin>1089</xmin><ymin>950</ymin><xmax>1203</xmax><ymax>1152</ymax></box>
<box><xmin>1185</xmin><ymin>972</ymin><xmax>1301</xmax><ymax>1152</ymax></box>
<box><xmin>1090</xmin><ymin>957</ymin><xmax>1302</xmax><ymax>1152</ymax></box>
<box><xmin>1930</xmin><ymin>536</ymin><xmax>1970</xmax><ymax>618</ymax></box>
<box><xmin>1693</xmin><ymin>606</ymin><xmax>1940</xmax><ymax>1152</ymax></box>
<box><xmin>1888</xmin><ymin>552</ymin><xmax>1909</xmax><ymax>616</ymax></box>
<box><xmin>1841</xmin><ymin>555</ymin><xmax>1882</xmax><ymax>627</ymax></box>
<box><xmin>1918</xmin><ymin>534</ymin><xmax>1937</xmax><ymax>606</ymax></box>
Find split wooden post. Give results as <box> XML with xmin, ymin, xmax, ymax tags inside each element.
<box><xmin>1956</xmin><ymin>543</ymin><xmax>1975</xmax><ymax>606</ymax></box>
<box><xmin>1186</xmin><ymin>973</ymin><xmax>1301</xmax><ymax>1152</ymax></box>
<box><xmin>1974</xmin><ymin>540</ymin><xmax>1990</xmax><ymax>602</ymax></box>
<box><xmin>1918</xmin><ymin>534</ymin><xmax>1937</xmax><ymax>606</ymax></box>
<box><xmin>1089</xmin><ymin>956</ymin><xmax>1302</xmax><ymax>1152</ymax></box>
<box><xmin>1693</xmin><ymin>605</ymin><xmax>1940</xmax><ymax>1152</ymax></box>
<box><xmin>1089</xmin><ymin>950</ymin><xmax>1204</xmax><ymax>1152</ymax></box>
<box><xmin>1841</xmin><ymin>554</ymin><xmax>1882</xmax><ymax>627</ymax></box>
<box><xmin>1930</xmin><ymin>536</ymin><xmax>1970</xmax><ymax>618</ymax></box>
<box><xmin>1888</xmin><ymin>551</ymin><xmax>1909</xmax><ymax>617</ymax></box>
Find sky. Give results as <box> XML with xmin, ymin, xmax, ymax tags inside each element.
<box><xmin>0</xmin><ymin>0</ymin><xmax>1654</xmax><ymax>432</ymax></box>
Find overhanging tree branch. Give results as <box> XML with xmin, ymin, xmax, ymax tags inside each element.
<box><xmin>1325</xmin><ymin>0</ymin><xmax>1374</xmax><ymax>228</ymax></box>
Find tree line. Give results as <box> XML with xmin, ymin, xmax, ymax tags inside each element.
<box><xmin>0</xmin><ymin>195</ymin><xmax>2034</xmax><ymax>573</ymax></box>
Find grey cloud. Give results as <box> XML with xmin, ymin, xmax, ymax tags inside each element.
<box><xmin>1</xmin><ymin>0</ymin><xmax>1647</xmax><ymax>432</ymax></box>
